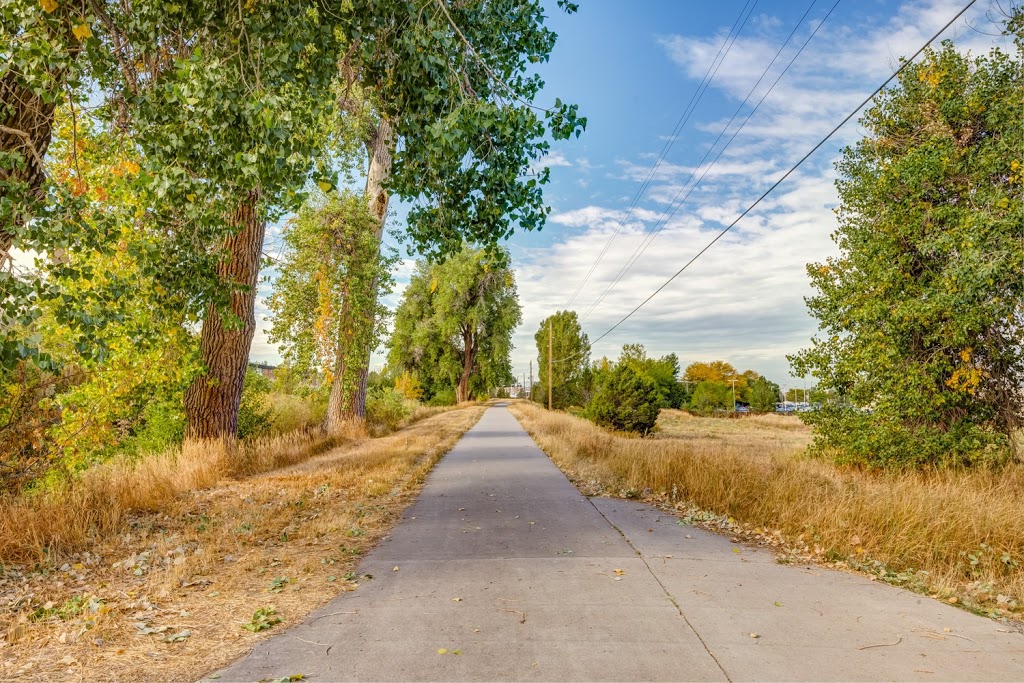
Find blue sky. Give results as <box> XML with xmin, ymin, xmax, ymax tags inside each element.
<box><xmin>250</xmin><ymin>0</ymin><xmax>1017</xmax><ymax>393</ymax></box>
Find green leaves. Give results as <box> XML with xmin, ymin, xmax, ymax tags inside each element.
<box><xmin>242</xmin><ymin>606</ymin><xmax>283</xmax><ymax>632</ymax></box>
<box><xmin>535</xmin><ymin>310</ymin><xmax>590</xmax><ymax>409</ymax></box>
<box><xmin>340</xmin><ymin>0</ymin><xmax>585</xmax><ymax>258</ymax></box>
<box><xmin>388</xmin><ymin>247</ymin><xmax>521</xmax><ymax>402</ymax></box>
<box><xmin>585</xmin><ymin>363</ymin><xmax>661</xmax><ymax>435</ymax></box>
<box><xmin>790</xmin><ymin>41</ymin><xmax>1023</xmax><ymax>468</ymax></box>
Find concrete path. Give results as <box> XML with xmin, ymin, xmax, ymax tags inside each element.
<box><xmin>213</xmin><ymin>406</ymin><xmax>1023</xmax><ymax>682</ymax></box>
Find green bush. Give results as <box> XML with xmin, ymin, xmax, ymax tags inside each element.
<box><xmin>427</xmin><ymin>387</ymin><xmax>457</xmax><ymax>407</ymax></box>
<box><xmin>688</xmin><ymin>381</ymin><xmax>731</xmax><ymax>413</ymax></box>
<box><xmin>132</xmin><ymin>400</ymin><xmax>186</xmax><ymax>453</ymax></box>
<box><xmin>267</xmin><ymin>392</ymin><xmax>329</xmax><ymax>434</ymax></box>
<box><xmin>803</xmin><ymin>405</ymin><xmax>1010</xmax><ymax>469</ymax></box>
<box><xmin>366</xmin><ymin>387</ymin><xmax>412</xmax><ymax>432</ymax></box>
<box><xmin>748</xmin><ymin>377</ymin><xmax>780</xmax><ymax>413</ymax></box>
<box><xmin>584</xmin><ymin>364</ymin><xmax>661</xmax><ymax>435</ymax></box>
<box><xmin>238</xmin><ymin>368</ymin><xmax>273</xmax><ymax>440</ymax></box>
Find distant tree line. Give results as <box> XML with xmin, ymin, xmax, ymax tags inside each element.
<box><xmin>532</xmin><ymin>311</ymin><xmax>784</xmax><ymax>434</ymax></box>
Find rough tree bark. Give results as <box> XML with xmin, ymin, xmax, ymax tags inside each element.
<box><xmin>323</xmin><ymin>117</ymin><xmax>393</xmax><ymax>432</ymax></box>
<box><xmin>184</xmin><ymin>190</ymin><xmax>265</xmax><ymax>441</ymax></box>
<box><xmin>456</xmin><ymin>325</ymin><xmax>477</xmax><ymax>403</ymax></box>
<box><xmin>1</xmin><ymin>65</ymin><xmax>68</xmax><ymax>265</ymax></box>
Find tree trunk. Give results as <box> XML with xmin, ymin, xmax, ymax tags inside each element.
<box><xmin>326</xmin><ymin>117</ymin><xmax>394</xmax><ymax>425</ymax></box>
<box><xmin>0</xmin><ymin>8</ymin><xmax>85</xmax><ymax>266</ymax></box>
<box><xmin>184</xmin><ymin>190</ymin><xmax>264</xmax><ymax>441</ymax></box>
<box><xmin>1</xmin><ymin>76</ymin><xmax>59</xmax><ymax>265</ymax></box>
<box><xmin>324</xmin><ymin>279</ymin><xmax>358</xmax><ymax>434</ymax></box>
<box><xmin>456</xmin><ymin>327</ymin><xmax>475</xmax><ymax>403</ymax></box>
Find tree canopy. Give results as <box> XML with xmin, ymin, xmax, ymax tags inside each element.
<box><xmin>388</xmin><ymin>247</ymin><xmax>521</xmax><ymax>402</ymax></box>
<box><xmin>791</xmin><ymin>39</ymin><xmax>1023</xmax><ymax>467</ymax></box>
<box><xmin>336</xmin><ymin>0</ymin><xmax>586</xmax><ymax>259</ymax></box>
<box><xmin>535</xmin><ymin>310</ymin><xmax>590</xmax><ymax>409</ymax></box>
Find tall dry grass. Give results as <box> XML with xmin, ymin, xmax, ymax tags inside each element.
<box><xmin>510</xmin><ymin>402</ymin><xmax>1024</xmax><ymax>616</ymax></box>
<box><xmin>0</xmin><ymin>403</ymin><xmax>457</xmax><ymax>564</ymax></box>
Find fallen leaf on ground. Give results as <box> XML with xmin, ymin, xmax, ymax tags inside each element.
<box><xmin>613</xmin><ymin>569</ymin><xmax>625</xmax><ymax>576</ymax></box>
<box><xmin>437</xmin><ymin>648</ymin><xmax>448</xmax><ymax>655</ymax></box>
<box><xmin>750</xmin><ymin>632</ymin><xmax>760</xmax><ymax>639</ymax></box>
<box><xmin>452</xmin><ymin>598</ymin><xmax>462</xmax><ymax>602</ymax></box>
<box><xmin>163</xmin><ymin>630</ymin><xmax>191</xmax><ymax>643</ymax></box>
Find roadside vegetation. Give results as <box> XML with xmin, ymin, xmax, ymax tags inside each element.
<box><xmin>2</xmin><ymin>1</ymin><xmax>582</xmax><ymax>499</ymax></box>
<box><xmin>510</xmin><ymin>401</ymin><xmax>1023</xmax><ymax>620</ymax></box>
<box><xmin>0</xmin><ymin>404</ymin><xmax>485</xmax><ymax>682</ymax></box>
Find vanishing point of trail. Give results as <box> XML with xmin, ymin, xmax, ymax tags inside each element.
<box><xmin>215</xmin><ymin>406</ymin><xmax>1023</xmax><ymax>682</ymax></box>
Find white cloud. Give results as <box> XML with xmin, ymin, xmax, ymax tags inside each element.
<box><xmin>506</xmin><ymin>0</ymin><xmax>1012</xmax><ymax>386</ymax></box>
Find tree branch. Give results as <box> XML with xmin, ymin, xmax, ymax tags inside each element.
<box><xmin>0</xmin><ymin>125</ymin><xmax>46</xmax><ymax>171</ymax></box>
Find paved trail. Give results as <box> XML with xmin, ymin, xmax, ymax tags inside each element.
<box><xmin>215</xmin><ymin>406</ymin><xmax>1023</xmax><ymax>682</ymax></box>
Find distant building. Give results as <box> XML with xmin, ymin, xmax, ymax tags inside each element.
<box><xmin>251</xmin><ymin>362</ymin><xmax>277</xmax><ymax>380</ymax></box>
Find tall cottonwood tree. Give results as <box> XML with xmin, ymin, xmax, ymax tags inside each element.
<box><xmin>3</xmin><ymin>2</ymin><xmax>346</xmax><ymax>441</ymax></box>
<box><xmin>791</xmin><ymin>39</ymin><xmax>1023</xmax><ymax>467</ymax></box>
<box><xmin>535</xmin><ymin>310</ymin><xmax>589</xmax><ymax>409</ymax></box>
<box><xmin>266</xmin><ymin>191</ymin><xmax>396</xmax><ymax>434</ymax></box>
<box><xmin>95</xmin><ymin>2</ymin><xmax>345</xmax><ymax>441</ymax></box>
<box><xmin>389</xmin><ymin>248</ymin><xmax>520</xmax><ymax>403</ymax></box>
<box><xmin>333</xmin><ymin>0</ymin><xmax>585</xmax><ymax>417</ymax></box>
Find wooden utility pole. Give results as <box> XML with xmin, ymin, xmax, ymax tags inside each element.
<box><xmin>547</xmin><ymin>318</ymin><xmax>553</xmax><ymax>411</ymax></box>
<box><xmin>529</xmin><ymin>361</ymin><xmax>533</xmax><ymax>401</ymax></box>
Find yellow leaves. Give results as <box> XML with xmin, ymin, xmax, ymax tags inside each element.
<box><xmin>39</xmin><ymin>0</ymin><xmax>58</xmax><ymax>12</ymax></box>
<box><xmin>316</xmin><ymin>180</ymin><xmax>333</xmax><ymax>193</ymax></box>
<box><xmin>109</xmin><ymin>159</ymin><xmax>140</xmax><ymax>178</ymax></box>
<box><xmin>612</xmin><ymin>568</ymin><xmax>625</xmax><ymax>576</ymax></box>
<box><xmin>430</xmin><ymin>277</ymin><xmax>438</xmax><ymax>294</ymax></box>
<box><xmin>72</xmin><ymin>22</ymin><xmax>93</xmax><ymax>41</ymax></box>
<box><xmin>918</xmin><ymin>63</ymin><xmax>946</xmax><ymax>88</ymax></box>
<box><xmin>959</xmin><ymin>347</ymin><xmax>972</xmax><ymax>364</ymax></box>
<box><xmin>946</xmin><ymin>363</ymin><xmax>986</xmax><ymax>396</ymax></box>
<box><xmin>437</xmin><ymin>648</ymin><xmax>447</xmax><ymax>655</ymax></box>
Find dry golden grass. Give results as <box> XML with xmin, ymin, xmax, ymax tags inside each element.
<box><xmin>0</xmin><ymin>403</ymin><xmax>455</xmax><ymax>564</ymax></box>
<box><xmin>0</xmin><ymin>404</ymin><xmax>485</xmax><ymax>682</ymax></box>
<box><xmin>509</xmin><ymin>401</ymin><xmax>1024</xmax><ymax>619</ymax></box>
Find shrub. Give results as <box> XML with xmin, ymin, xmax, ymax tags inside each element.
<box><xmin>266</xmin><ymin>393</ymin><xmax>317</xmax><ymax>434</ymax></box>
<box><xmin>427</xmin><ymin>387</ymin><xmax>457</xmax><ymax>407</ymax></box>
<box><xmin>688</xmin><ymin>381</ymin><xmax>731</xmax><ymax>413</ymax></box>
<box><xmin>366</xmin><ymin>387</ymin><xmax>412</xmax><ymax>432</ymax></box>
<box><xmin>394</xmin><ymin>371</ymin><xmax>424</xmax><ymax>401</ymax></box>
<box><xmin>238</xmin><ymin>368</ymin><xmax>273</xmax><ymax>440</ymax></box>
<box><xmin>748</xmin><ymin>377</ymin><xmax>780</xmax><ymax>413</ymax></box>
<box><xmin>584</xmin><ymin>364</ymin><xmax>661</xmax><ymax>435</ymax></box>
<box><xmin>132</xmin><ymin>400</ymin><xmax>186</xmax><ymax>453</ymax></box>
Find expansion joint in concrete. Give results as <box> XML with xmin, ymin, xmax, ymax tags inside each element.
<box><xmin>586</xmin><ymin>496</ymin><xmax>734</xmax><ymax>683</ymax></box>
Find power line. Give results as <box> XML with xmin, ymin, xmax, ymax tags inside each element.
<box><xmin>561</xmin><ymin>0</ymin><xmax>760</xmax><ymax>309</ymax></box>
<box><xmin>555</xmin><ymin>0</ymin><xmax>980</xmax><ymax>363</ymax></box>
<box><xmin>580</xmin><ymin>0</ymin><xmax>837</xmax><ymax>322</ymax></box>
